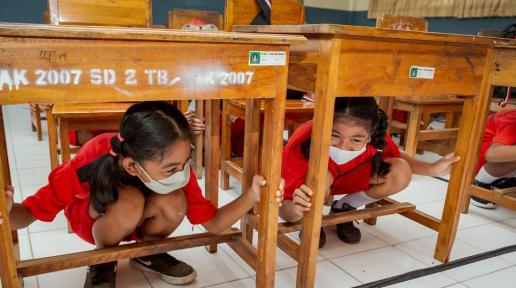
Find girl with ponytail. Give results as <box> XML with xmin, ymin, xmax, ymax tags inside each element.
<box><xmin>3</xmin><ymin>101</ymin><xmax>283</xmax><ymax>288</ymax></box>
<box><xmin>280</xmin><ymin>97</ymin><xmax>459</xmax><ymax>248</ymax></box>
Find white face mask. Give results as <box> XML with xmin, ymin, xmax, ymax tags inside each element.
<box><xmin>329</xmin><ymin>144</ymin><xmax>367</xmax><ymax>165</ymax></box>
<box><xmin>136</xmin><ymin>162</ymin><xmax>190</xmax><ymax>194</ymax></box>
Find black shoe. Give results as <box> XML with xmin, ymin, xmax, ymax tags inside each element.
<box><xmin>299</xmin><ymin>227</ymin><xmax>326</xmax><ymax>248</ymax></box>
<box><xmin>331</xmin><ymin>202</ymin><xmax>361</xmax><ymax>244</ymax></box>
<box><xmin>83</xmin><ymin>261</ymin><xmax>117</xmax><ymax>288</ymax></box>
<box><xmin>129</xmin><ymin>253</ymin><xmax>197</xmax><ymax>285</ymax></box>
<box><xmin>471</xmin><ymin>180</ymin><xmax>498</xmax><ymax>209</ymax></box>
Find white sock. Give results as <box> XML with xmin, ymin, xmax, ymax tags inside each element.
<box><xmin>334</xmin><ymin>191</ymin><xmax>377</xmax><ymax>209</ymax></box>
<box><xmin>475</xmin><ymin>166</ymin><xmax>502</xmax><ymax>184</ymax></box>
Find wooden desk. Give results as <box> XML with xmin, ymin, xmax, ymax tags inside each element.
<box><xmin>0</xmin><ymin>23</ymin><xmax>304</xmax><ymax>288</ymax></box>
<box><xmin>234</xmin><ymin>24</ymin><xmax>499</xmax><ymax>288</ymax></box>
<box><xmin>463</xmin><ymin>43</ymin><xmax>516</xmax><ymax>212</ymax></box>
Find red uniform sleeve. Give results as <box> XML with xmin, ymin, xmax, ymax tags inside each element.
<box><xmin>281</xmin><ymin>122</ymin><xmax>313</xmax><ymax>201</ymax></box>
<box><xmin>22</xmin><ymin>161</ymin><xmax>80</xmax><ymax>222</ymax></box>
<box><xmin>492</xmin><ymin>110</ymin><xmax>516</xmax><ymax>146</ymax></box>
<box><xmin>183</xmin><ymin>167</ymin><xmax>217</xmax><ymax>224</ymax></box>
<box><xmin>382</xmin><ymin>135</ymin><xmax>401</xmax><ymax>158</ymax></box>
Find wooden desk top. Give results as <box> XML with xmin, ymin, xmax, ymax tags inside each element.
<box><xmin>0</xmin><ymin>23</ymin><xmax>305</xmax><ymax>45</ymax></box>
<box><xmin>395</xmin><ymin>96</ymin><xmax>465</xmax><ymax>105</ymax></box>
<box><xmin>234</xmin><ymin>24</ymin><xmax>500</xmax><ymax>46</ymax></box>
<box><xmin>0</xmin><ymin>23</ymin><xmax>305</xmax><ymax>104</ymax></box>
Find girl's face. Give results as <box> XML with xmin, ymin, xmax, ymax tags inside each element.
<box><xmin>134</xmin><ymin>139</ymin><xmax>192</xmax><ymax>182</ymax></box>
<box><xmin>330</xmin><ymin>119</ymin><xmax>371</xmax><ymax>151</ymax></box>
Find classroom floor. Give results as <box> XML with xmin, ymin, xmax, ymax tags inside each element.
<box><xmin>2</xmin><ymin>104</ymin><xmax>516</xmax><ymax>288</ymax></box>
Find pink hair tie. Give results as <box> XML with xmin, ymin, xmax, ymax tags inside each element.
<box><xmin>109</xmin><ymin>149</ymin><xmax>118</xmax><ymax>157</ymax></box>
<box><xmin>117</xmin><ymin>133</ymin><xmax>125</xmax><ymax>142</ymax></box>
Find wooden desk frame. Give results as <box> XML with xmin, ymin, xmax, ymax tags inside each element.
<box><xmin>233</xmin><ymin>24</ymin><xmax>506</xmax><ymax>288</ymax></box>
<box><xmin>462</xmin><ymin>44</ymin><xmax>516</xmax><ymax>212</ymax></box>
<box><xmin>0</xmin><ymin>23</ymin><xmax>304</xmax><ymax>288</ymax></box>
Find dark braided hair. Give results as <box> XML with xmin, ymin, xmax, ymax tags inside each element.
<box><xmin>301</xmin><ymin>97</ymin><xmax>391</xmax><ymax>177</ymax></box>
<box><xmin>87</xmin><ymin>101</ymin><xmax>192</xmax><ymax>213</ymax></box>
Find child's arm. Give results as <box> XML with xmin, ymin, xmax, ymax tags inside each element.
<box><xmin>3</xmin><ymin>186</ymin><xmax>36</xmax><ymax>229</ymax></box>
<box><xmin>202</xmin><ymin>175</ymin><xmax>284</xmax><ymax>234</ymax></box>
<box><xmin>485</xmin><ymin>143</ymin><xmax>516</xmax><ymax>162</ymax></box>
<box><xmin>400</xmin><ymin>152</ymin><xmax>460</xmax><ymax>177</ymax></box>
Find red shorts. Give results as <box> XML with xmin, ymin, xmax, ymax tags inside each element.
<box><xmin>64</xmin><ymin>197</ymin><xmax>138</xmax><ymax>245</ymax></box>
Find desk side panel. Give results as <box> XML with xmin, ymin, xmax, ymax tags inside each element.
<box><xmin>491</xmin><ymin>48</ymin><xmax>516</xmax><ymax>86</ymax></box>
<box><xmin>0</xmin><ymin>38</ymin><xmax>289</xmax><ymax>103</ymax></box>
<box><xmin>335</xmin><ymin>38</ymin><xmax>488</xmax><ymax>97</ymax></box>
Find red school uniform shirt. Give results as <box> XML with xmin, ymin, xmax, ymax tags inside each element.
<box><xmin>282</xmin><ymin>121</ymin><xmax>400</xmax><ymax>200</ymax></box>
<box><xmin>476</xmin><ymin>109</ymin><xmax>516</xmax><ymax>173</ymax></box>
<box><xmin>22</xmin><ymin>133</ymin><xmax>216</xmax><ymax>241</ymax></box>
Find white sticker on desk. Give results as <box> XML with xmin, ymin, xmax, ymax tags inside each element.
<box><xmin>409</xmin><ymin>66</ymin><xmax>435</xmax><ymax>79</ymax></box>
<box><xmin>249</xmin><ymin>51</ymin><xmax>286</xmax><ymax>66</ymax></box>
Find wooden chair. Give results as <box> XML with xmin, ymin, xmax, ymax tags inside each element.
<box><xmin>390</xmin><ymin>96</ymin><xmax>464</xmax><ymax>156</ymax></box>
<box><xmin>29</xmin><ymin>104</ymin><xmax>44</xmax><ymax>141</ymax></box>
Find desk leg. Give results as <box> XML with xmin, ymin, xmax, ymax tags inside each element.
<box><xmin>220</xmin><ymin>101</ymin><xmax>231</xmax><ymax>190</ymax></box>
<box><xmin>434</xmin><ymin>51</ymin><xmax>494</xmax><ymax>262</ymax></box>
<box><xmin>256</xmin><ymin>96</ymin><xmax>285</xmax><ymax>288</ymax></box>
<box><xmin>297</xmin><ymin>39</ymin><xmax>340</xmax><ymax>288</ymax></box>
<box><xmin>59</xmin><ymin>119</ymin><xmax>71</xmax><ymax>163</ymax></box>
<box><xmin>204</xmin><ymin>100</ymin><xmax>220</xmax><ymax>253</ymax></box>
<box><xmin>241</xmin><ymin>99</ymin><xmax>260</xmax><ymax>243</ymax></box>
<box><xmin>404</xmin><ymin>105</ymin><xmax>422</xmax><ymax>156</ymax></box>
<box><xmin>194</xmin><ymin>100</ymin><xmax>204</xmax><ymax>179</ymax></box>
<box><xmin>0</xmin><ymin>106</ymin><xmax>20</xmax><ymax>288</ymax></box>
<box><xmin>46</xmin><ymin>108</ymin><xmax>58</xmax><ymax>170</ymax></box>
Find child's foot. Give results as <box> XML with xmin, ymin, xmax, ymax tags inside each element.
<box><xmin>331</xmin><ymin>202</ymin><xmax>361</xmax><ymax>244</ymax></box>
<box><xmin>83</xmin><ymin>261</ymin><xmax>117</xmax><ymax>288</ymax></box>
<box><xmin>130</xmin><ymin>253</ymin><xmax>197</xmax><ymax>284</ymax></box>
<box><xmin>299</xmin><ymin>227</ymin><xmax>326</xmax><ymax>248</ymax></box>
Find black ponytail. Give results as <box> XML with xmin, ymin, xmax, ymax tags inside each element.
<box><xmin>87</xmin><ymin>101</ymin><xmax>192</xmax><ymax>214</ymax></box>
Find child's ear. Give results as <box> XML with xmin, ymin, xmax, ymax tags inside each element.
<box><xmin>121</xmin><ymin>156</ymin><xmax>139</xmax><ymax>176</ymax></box>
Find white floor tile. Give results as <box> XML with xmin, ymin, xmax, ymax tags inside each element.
<box><xmin>318</xmin><ymin>226</ymin><xmax>389</xmax><ymax>259</ymax></box>
<box><xmin>274</xmin><ymin>260</ymin><xmax>361</xmax><ymax>288</ymax></box>
<box><xmin>457</xmin><ymin>223</ymin><xmax>516</xmax><ymax>252</ymax></box>
<box><xmin>27</xmin><ymin>211</ymin><xmax>69</xmax><ymax>234</ymax></box>
<box><xmin>359</xmin><ymin>214</ymin><xmax>436</xmax><ymax>245</ymax></box>
<box><xmin>331</xmin><ymin>246</ymin><xmax>427</xmax><ymax>283</ymax></box>
<box><xmin>462</xmin><ymin>266</ymin><xmax>516</xmax><ymax>288</ymax></box>
<box><xmin>208</xmin><ymin>277</ymin><xmax>256</xmax><ymax>288</ymax></box>
<box><xmin>30</xmin><ymin>229</ymin><xmax>94</xmax><ymax>257</ymax></box>
<box><xmin>145</xmin><ymin>246</ymin><xmax>249</xmax><ymax>287</ymax></box>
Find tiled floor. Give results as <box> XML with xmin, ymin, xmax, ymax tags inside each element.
<box><xmin>2</xmin><ymin>105</ymin><xmax>516</xmax><ymax>288</ymax></box>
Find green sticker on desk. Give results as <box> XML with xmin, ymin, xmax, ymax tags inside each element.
<box><xmin>249</xmin><ymin>51</ymin><xmax>286</xmax><ymax>66</ymax></box>
<box><xmin>409</xmin><ymin>66</ymin><xmax>435</xmax><ymax>79</ymax></box>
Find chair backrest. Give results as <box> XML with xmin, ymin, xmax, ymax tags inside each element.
<box><xmin>224</xmin><ymin>0</ymin><xmax>304</xmax><ymax>31</ymax></box>
<box><xmin>47</xmin><ymin>0</ymin><xmax>152</xmax><ymax>27</ymax></box>
<box><xmin>168</xmin><ymin>9</ymin><xmax>223</xmax><ymax>30</ymax></box>
<box><xmin>271</xmin><ymin>0</ymin><xmax>304</xmax><ymax>25</ymax></box>
<box><xmin>376</xmin><ymin>15</ymin><xmax>427</xmax><ymax>31</ymax></box>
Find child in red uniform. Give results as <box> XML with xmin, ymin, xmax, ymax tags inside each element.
<box><xmin>471</xmin><ymin>109</ymin><xmax>516</xmax><ymax>209</ymax></box>
<box><xmin>280</xmin><ymin>97</ymin><xmax>459</xmax><ymax>247</ymax></box>
<box><xmin>3</xmin><ymin>101</ymin><xmax>283</xmax><ymax>288</ymax></box>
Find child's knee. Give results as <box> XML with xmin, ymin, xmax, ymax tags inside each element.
<box><xmin>152</xmin><ymin>189</ymin><xmax>187</xmax><ymax>222</ymax></box>
<box><xmin>111</xmin><ymin>186</ymin><xmax>145</xmax><ymax>230</ymax></box>
<box><xmin>384</xmin><ymin>158</ymin><xmax>412</xmax><ymax>191</ymax></box>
